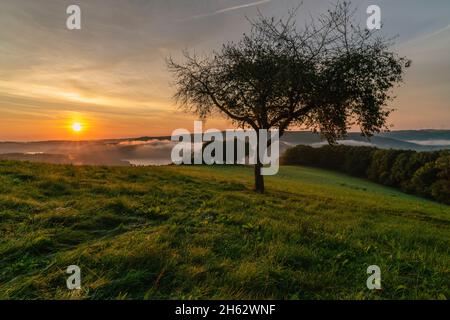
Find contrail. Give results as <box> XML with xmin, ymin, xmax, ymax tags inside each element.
<box><xmin>178</xmin><ymin>0</ymin><xmax>272</xmax><ymax>22</ymax></box>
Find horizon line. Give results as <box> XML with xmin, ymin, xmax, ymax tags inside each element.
<box><xmin>1</xmin><ymin>128</ymin><xmax>450</xmax><ymax>143</ymax></box>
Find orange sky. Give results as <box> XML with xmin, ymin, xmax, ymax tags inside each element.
<box><xmin>1</xmin><ymin>0</ymin><xmax>449</xmax><ymax>141</ymax></box>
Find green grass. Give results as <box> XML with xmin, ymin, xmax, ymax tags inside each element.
<box><xmin>0</xmin><ymin>160</ymin><xmax>448</xmax><ymax>300</ymax></box>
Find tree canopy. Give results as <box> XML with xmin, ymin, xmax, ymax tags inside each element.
<box><xmin>168</xmin><ymin>1</ymin><xmax>410</xmax><ymax>193</ymax></box>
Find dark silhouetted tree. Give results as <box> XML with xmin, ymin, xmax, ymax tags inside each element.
<box><xmin>168</xmin><ymin>2</ymin><xmax>410</xmax><ymax>193</ymax></box>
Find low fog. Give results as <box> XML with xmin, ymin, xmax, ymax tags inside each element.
<box><xmin>0</xmin><ymin>131</ymin><xmax>449</xmax><ymax>166</ymax></box>
<box><xmin>0</xmin><ymin>138</ymin><xmax>176</xmax><ymax>166</ymax></box>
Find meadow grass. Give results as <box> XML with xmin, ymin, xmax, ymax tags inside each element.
<box><xmin>0</xmin><ymin>161</ymin><xmax>448</xmax><ymax>299</ymax></box>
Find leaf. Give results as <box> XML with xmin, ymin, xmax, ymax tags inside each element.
<box><xmin>437</xmin><ymin>293</ymin><xmax>447</xmax><ymax>300</ymax></box>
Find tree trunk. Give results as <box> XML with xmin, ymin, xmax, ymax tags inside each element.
<box><xmin>254</xmin><ymin>130</ymin><xmax>265</xmax><ymax>193</ymax></box>
<box><xmin>254</xmin><ymin>161</ymin><xmax>265</xmax><ymax>193</ymax></box>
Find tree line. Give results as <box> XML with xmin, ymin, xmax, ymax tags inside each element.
<box><xmin>281</xmin><ymin>145</ymin><xmax>450</xmax><ymax>204</ymax></box>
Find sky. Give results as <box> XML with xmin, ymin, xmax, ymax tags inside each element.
<box><xmin>0</xmin><ymin>0</ymin><xmax>449</xmax><ymax>141</ymax></box>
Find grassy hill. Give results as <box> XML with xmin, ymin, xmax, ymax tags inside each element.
<box><xmin>0</xmin><ymin>161</ymin><xmax>448</xmax><ymax>299</ymax></box>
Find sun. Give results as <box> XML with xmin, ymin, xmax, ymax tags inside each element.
<box><xmin>71</xmin><ymin>122</ymin><xmax>83</xmax><ymax>133</ymax></box>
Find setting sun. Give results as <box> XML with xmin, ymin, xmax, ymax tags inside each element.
<box><xmin>71</xmin><ymin>122</ymin><xmax>83</xmax><ymax>133</ymax></box>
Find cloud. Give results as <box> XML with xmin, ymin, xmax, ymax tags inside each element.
<box><xmin>406</xmin><ymin>140</ymin><xmax>450</xmax><ymax>146</ymax></box>
<box><xmin>1</xmin><ymin>0</ymin><xmax>450</xmax><ymax>140</ymax></box>
<box><xmin>178</xmin><ymin>0</ymin><xmax>271</xmax><ymax>22</ymax></box>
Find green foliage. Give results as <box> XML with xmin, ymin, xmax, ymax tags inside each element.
<box><xmin>342</xmin><ymin>146</ymin><xmax>376</xmax><ymax>177</ymax></box>
<box><xmin>281</xmin><ymin>145</ymin><xmax>449</xmax><ymax>204</ymax></box>
<box><xmin>0</xmin><ymin>161</ymin><xmax>448</xmax><ymax>300</ymax></box>
<box><xmin>367</xmin><ymin>149</ymin><xmax>404</xmax><ymax>185</ymax></box>
<box><xmin>430</xmin><ymin>155</ymin><xmax>450</xmax><ymax>203</ymax></box>
<box><xmin>282</xmin><ymin>145</ymin><xmax>378</xmax><ymax>177</ymax></box>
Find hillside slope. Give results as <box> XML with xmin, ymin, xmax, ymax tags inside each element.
<box><xmin>0</xmin><ymin>161</ymin><xmax>448</xmax><ymax>299</ymax></box>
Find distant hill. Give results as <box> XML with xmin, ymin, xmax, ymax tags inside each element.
<box><xmin>281</xmin><ymin>130</ymin><xmax>450</xmax><ymax>152</ymax></box>
<box><xmin>0</xmin><ymin>153</ymin><xmax>71</xmax><ymax>164</ymax></box>
<box><xmin>0</xmin><ymin>130</ymin><xmax>448</xmax><ymax>166</ymax></box>
<box><xmin>377</xmin><ymin>129</ymin><xmax>450</xmax><ymax>141</ymax></box>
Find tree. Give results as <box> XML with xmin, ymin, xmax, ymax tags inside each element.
<box><xmin>167</xmin><ymin>1</ymin><xmax>410</xmax><ymax>193</ymax></box>
<box><xmin>431</xmin><ymin>153</ymin><xmax>450</xmax><ymax>204</ymax></box>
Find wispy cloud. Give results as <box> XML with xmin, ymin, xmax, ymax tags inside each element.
<box><xmin>1</xmin><ymin>0</ymin><xmax>450</xmax><ymax>140</ymax></box>
<box><xmin>178</xmin><ymin>0</ymin><xmax>271</xmax><ymax>22</ymax></box>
